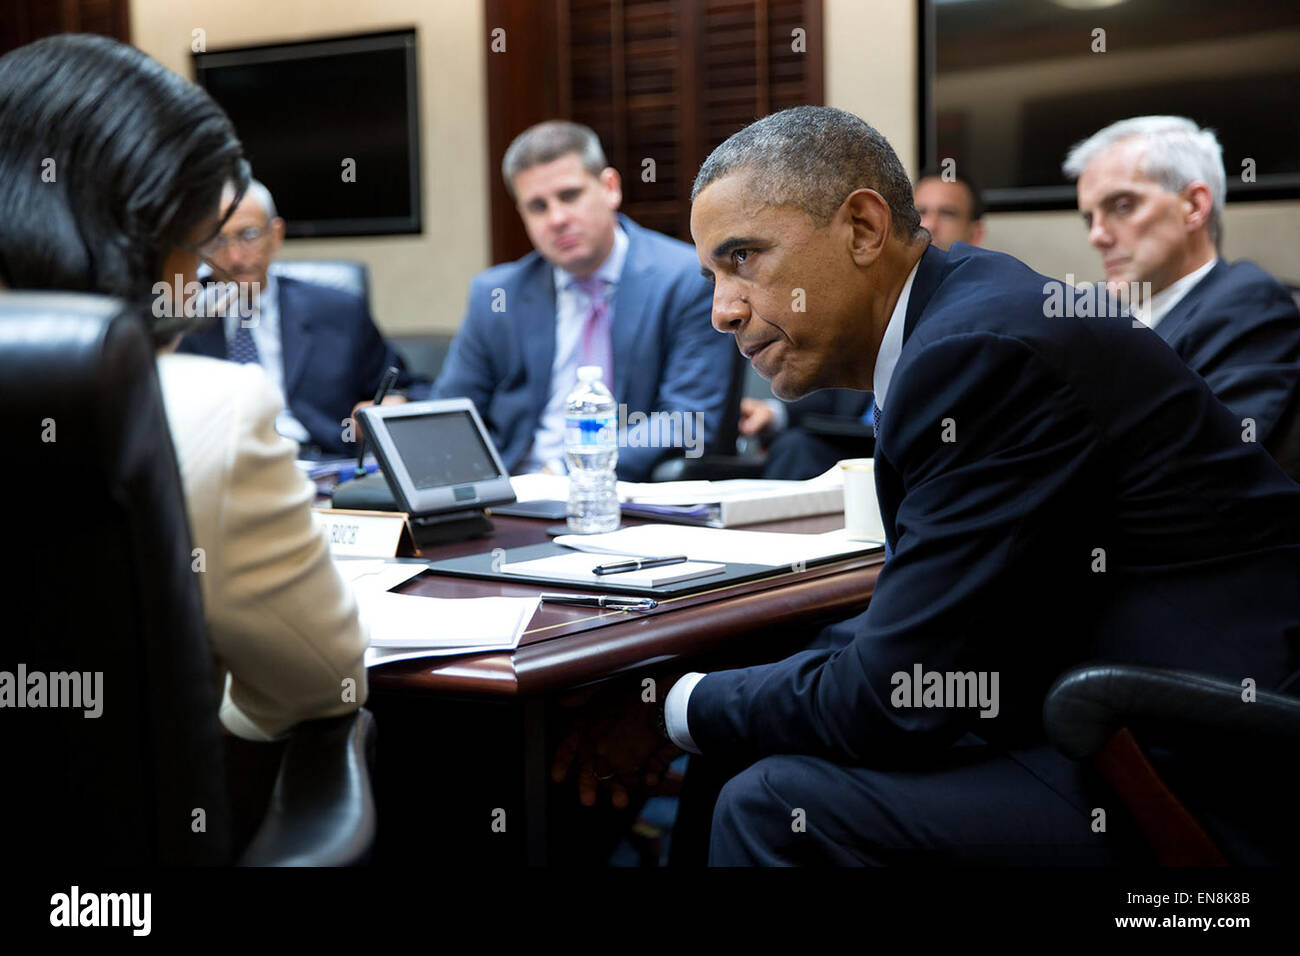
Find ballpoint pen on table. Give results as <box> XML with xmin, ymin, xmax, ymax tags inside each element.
<box><xmin>539</xmin><ymin>593</ymin><xmax>659</xmax><ymax>611</ymax></box>
<box><xmin>591</xmin><ymin>555</ymin><xmax>688</xmax><ymax>576</ymax></box>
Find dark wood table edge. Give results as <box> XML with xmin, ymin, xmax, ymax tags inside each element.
<box><xmin>368</xmin><ymin>553</ymin><xmax>884</xmax><ymax>697</ymax></box>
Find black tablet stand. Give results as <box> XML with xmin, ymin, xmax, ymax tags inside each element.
<box><xmin>330</xmin><ymin>472</ymin><xmax>494</xmax><ymax>545</ymax></box>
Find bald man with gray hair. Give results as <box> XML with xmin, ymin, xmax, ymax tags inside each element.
<box><xmin>1067</xmin><ymin>116</ymin><xmax>1300</xmax><ymax>462</ymax></box>
<box><xmin>177</xmin><ymin>177</ymin><xmax>414</xmax><ymax>456</ymax></box>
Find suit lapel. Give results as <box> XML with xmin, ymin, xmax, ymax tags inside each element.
<box><xmin>278</xmin><ymin>277</ymin><xmax>313</xmax><ymax>399</ymax></box>
<box><xmin>878</xmin><ymin>243</ymin><xmax>949</xmax><ymax>555</ymax></box>
<box><xmin>182</xmin><ymin>320</ymin><xmax>228</xmax><ymax>359</ymax></box>
<box><xmin>516</xmin><ymin>259</ymin><xmax>558</xmax><ymax>414</ymax></box>
<box><xmin>608</xmin><ymin>216</ymin><xmax>647</xmax><ymax>404</ymax></box>
<box><xmin>1151</xmin><ymin>260</ymin><xmax>1222</xmax><ymax>346</ymax></box>
<box><xmin>903</xmin><ymin>243</ymin><xmax>950</xmax><ymax>345</ymax></box>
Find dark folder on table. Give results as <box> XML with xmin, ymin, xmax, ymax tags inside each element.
<box><xmin>423</xmin><ymin>542</ymin><xmax>785</xmax><ymax>597</ymax></box>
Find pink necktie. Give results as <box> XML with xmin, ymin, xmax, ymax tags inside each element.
<box><xmin>573</xmin><ymin>276</ymin><xmax>614</xmax><ymax>392</ymax></box>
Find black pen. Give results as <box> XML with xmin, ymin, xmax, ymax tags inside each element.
<box><xmin>592</xmin><ymin>555</ymin><xmax>688</xmax><ymax>576</ymax></box>
<box><xmin>355</xmin><ymin>365</ymin><xmax>401</xmax><ymax>478</ymax></box>
<box><xmin>539</xmin><ymin>593</ymin><xmax>658</xmax><ymax>611</ymax></box>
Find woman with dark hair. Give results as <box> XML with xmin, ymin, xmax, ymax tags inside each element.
<box><xmin>0</xmin><ymin>34</ymin><xmax>368</xmax><ymax>741</ymax></box>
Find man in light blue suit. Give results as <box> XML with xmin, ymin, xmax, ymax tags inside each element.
<box><xmin>423</xmin><ymin>121</ymin><xmax>731</xmax><ymax>482</ymax></box>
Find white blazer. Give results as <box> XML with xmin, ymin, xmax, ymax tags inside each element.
<box><xmin>156</xmin><ymin>353</ymin><xmax>368</xmax><ymax>741</ymax></box>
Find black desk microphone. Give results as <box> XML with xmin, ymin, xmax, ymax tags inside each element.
<box><xmin>355</xmin><ymin>365</ymin><xmax>400</xmax><ymax>478</ymax></box>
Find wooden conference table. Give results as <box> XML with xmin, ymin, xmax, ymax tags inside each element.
<box><xmin>365</xmin><ymin>510</ymin><xmax>884</xmax><ymax>865</ymax></box>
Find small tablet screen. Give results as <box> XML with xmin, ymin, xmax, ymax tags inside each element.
<box><xmin>384</xmin><ymin>411</ymin><xmax>501</xmax><ymax>489</ymax></box>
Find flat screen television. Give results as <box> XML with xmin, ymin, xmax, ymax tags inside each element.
<box><xmin>194</xmin><ymin>29</ymin><xmax>421</xmax><ymax>237</ymax></box>
<box><xmin>920</xmin><ymin>0</ymin><xmax>1300</xmax><ymax>211</ymax></box>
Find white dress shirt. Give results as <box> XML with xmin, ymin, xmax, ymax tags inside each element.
<box><xmin>520</xmin><ymin>226</ymin><xmax>630</xmax><ymax>473</ymax></box>
<box><xmin>1132</xmin><ymin>257</ymin><xmax>1217</xmax><ymax>331</ymax></box>
<box><xmin>222</xmin><ymin>272</ymin><xmax>312</xmax><ymax>445</ymax></box>
<box><xmin>663</xmin><ymin>257</ymin><xmax>922</xmax><ymax>754</ymax></box>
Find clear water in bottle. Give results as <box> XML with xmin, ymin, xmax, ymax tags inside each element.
<box><xmin>565</xmin><ymin>365</ymin><xmax>620</xmax><ymax>533</ymax></box>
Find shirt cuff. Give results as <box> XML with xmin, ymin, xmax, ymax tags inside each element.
<box><xmin>219</xmin><ymin>696</ymin><xmax>279</xmax><ymax>742</ymax></box>
<box><xmin>764</xmin><ymin>398</ymin><xmax>789</xmax><ymax>433</ymax></box>
<box><xmin>664</xmin><ymin>671</ymin><xmax>708</xmax><ymax>754</ymax></box>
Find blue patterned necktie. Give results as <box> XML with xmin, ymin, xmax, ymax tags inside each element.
<box><xmin>871</xmin><ymin>401</ymin><xmax>892</xmax><ymax>561</ymax></box>
<box><xmin>228</xmin><ymin>320</ymin><xmax>260</xmax><ymax>366</ymax></box>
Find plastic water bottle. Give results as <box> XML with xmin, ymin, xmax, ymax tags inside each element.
<box><xmin>565</xmin><ymin>365</ymin><xmax>620</xmax><ymax>533</ymax></box>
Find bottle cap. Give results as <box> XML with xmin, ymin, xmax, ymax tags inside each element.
<box><xmin>577</xmin><ymin>365</ymin><xmax>604</xmax><ymax>382</ymax></box>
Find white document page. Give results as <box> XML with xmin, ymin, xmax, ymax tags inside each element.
<box><xmin>619</xmin><ymin>469</ymin><xmax>843</xmax><ymax>505</ymax></box>
<box><xmin>554</xmin><ymin>524</ymin><xmax>880</xmax><ymax>567</ymax></box>
<box><xmin>360</xmin><ymin>594</ymin><xmax>541</xmax><ymax>666</ymax></box>
<box><xmin>500</xmin><ymin>552</ymin><xmax>724</xmax><ymax>587</ymax></box>
<box><xmin>335</xmin><ymin>559</ymin><xmax>427</xmax><ymax>594</ymax></box>
<box><xmin>509</xmin><ymin>473</ymin><xmax>571</xmax><ymax>502</ymax></box>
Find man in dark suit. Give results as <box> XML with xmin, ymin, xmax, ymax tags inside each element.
<box><xmin>747</xmin><ymin>166</ymin><xmax>989</xmax><ymax>480</ymax></box>
<box><xmin>1066</xmin><ymin>116</ymin><xmax>1300</xmax><ymax>468</ymax></box>
<box><xmin>423</xmin><ymin>121</ymin><xmax>730</xmax><ymax>482</ymax></box>
<box><xmin>177</xmin><ymin>180</ymin><xmax>411</xmax><ymax>457</ymax></box>
<box><xmin>664</xmin><ymin>106</ymin><xmax>1300</xmax><ymax>865</ymax></box>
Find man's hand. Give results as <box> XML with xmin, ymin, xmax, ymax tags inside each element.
<box><xmin>738</xmin><ymin>397</ymin><xmax>775</xmax><ymax>437</ymax></box>
<box><xmin>349</xmin><ymin>394</ymin><xmax>408</xmax><ymax>442</ymax></box>
<box><xmin>551</xmin><ymin>679</ymin><xmax>682</xmax><ymax>809</ymax></box>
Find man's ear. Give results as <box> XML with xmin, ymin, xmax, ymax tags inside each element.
<box><xmin>1182</xmin><ymin>183</ymin><xmax>1213</xmax><ymax>234</ymax></box>
<box><xmin>270</xmin><ymin>217</ymin><xmax>286</xmax><ymax>254</ymax></box>
<box><xmin>969</xmin><ymin>220</ymin><xmax>986</xmax><ymax>248</ymax></box>
<box><xmin>843</xmin><ymin>188</ymin><xmax>892</xmax><ymax>266</ymax></box>
<box><xmin>601</xmin><ymin>167</ymin><xmax>623</xmax><ymax>211</ymax></box>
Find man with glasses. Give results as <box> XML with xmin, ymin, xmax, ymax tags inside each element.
<box><xmin>177</xmin><ymin>179</ymin><xmax>412</xmax><ymax>457</ymax></box>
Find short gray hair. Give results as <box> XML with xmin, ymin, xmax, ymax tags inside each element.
<box><xmin>1062</xmin><ymin>115</ymin><xmax>1225</xmax><ymax>247</ymax></box>
<box><xmin>501</xmin><ymin>120</ymin><xmax>608</xmax><ymax>197</ymax></box>
<box><xmin>223</xmin><ymin>177</ymin><xmax>278</xmax><ymax>220</ymax></box>
<box><xmin>691</xmin><ymin>106</ymin><xmax>921</xmax><ymax>238</ymax></box>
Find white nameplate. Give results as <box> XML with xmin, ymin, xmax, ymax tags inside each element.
<box><xmin>312</xmin><ymin>508</ymin><xmax>414</xmax><ymax>558</ymax></box>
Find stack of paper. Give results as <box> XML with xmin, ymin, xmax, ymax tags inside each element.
<box><xmin>359</xmin><ymin>593</ymin><xmax>540</xmax><ymax>667</ymax></box>
<box><xmin>554</xmin><ymin>523</ymin><xmax>881</xmax><ymax>568</ymax></box>
<box><xmin>333</xmin><ymin>558</ymin><xmax>541</xmax><ymax>666</ymax></box>
<box><xmin>508</xmin><ymin>467</ymin><xmax>845</xmax><ymax>528</ymax></box>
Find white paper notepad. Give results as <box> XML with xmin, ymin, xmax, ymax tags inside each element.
<box><xmin>554</xmin><ymin>524</ymin><xmax>880</xmax><ymax>568</ymax></box>
<box><xmin>359</xmin><ymin>593</ymin><xmax>540</xmax><ymax>666</ymax></box>
<box><xmin>500</xmin><ymin>552</ymin><xmax>724</xmax><ymax>587</ymax></box>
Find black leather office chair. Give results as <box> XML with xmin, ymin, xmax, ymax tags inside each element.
<box><xmin>271</xmin><ymin>258</ymin><xmax>371</xmax><ymax>303</ymax></box>
<box><xmin>1044</xmin><ymin>664</ymin><xmax>1300</xmax><ymax>865</ymax></box>
<box><xmin>1</xmin><ymin>291</ymin><xmax>376</xmax><ymax>866</ymax></box>
<box><xmin>649</xmin><ymin>348</ymin><xmax>767</xmax><ymax>480</ymax></box>
<box><xmin>271</xmin><ymin>258</ymin><xmax>440</xmax><ymax>391</ymax></box>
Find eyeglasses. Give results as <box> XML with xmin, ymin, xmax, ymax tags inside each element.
<box><xmin>166</xmin><ymin>243</ymin><xmax>250</xmax><ymax>319</ymax></box>
<box><xmin>196</xmin><ymin>225</ymin><xmax>270</xmax><ymax>257</ymax></box>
